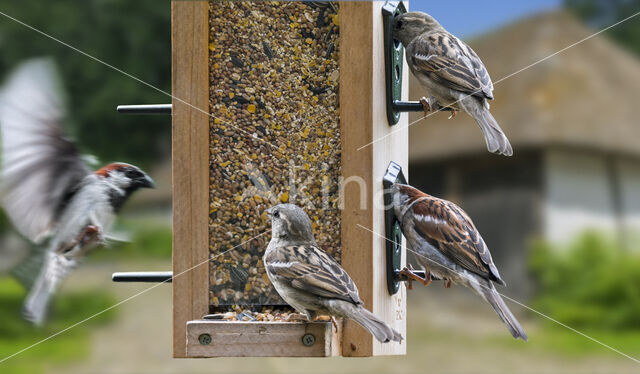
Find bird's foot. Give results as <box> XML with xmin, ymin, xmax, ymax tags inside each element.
<box><xmin>419</xmin><ymin>97</ymin><xmax>431</xmax><ymax>117</ymax></box>
<box><xmin>444</xmin><ymin>279</ymin><xmax>452</xmax><ymax>288</ymax></box>
<box><xmin>57</xmin><ymin>225</ymin><xmax>102</xmax><ymax>258</ymax></box>
<box><xmin>399</xmin><ymin>264</ymin><xmax>431</xmax><ymax>289</ymax></box>
<box><xmin>284</xmin><ymin>312</ymin><xmax>309</xmax><ymax>323</ymax></box>
<box><xmin>447</xmin><ymin>110</ymin><xmax>457</xmax><ymax>120</ymax></box>
<box><xmin>79</xmin><ymin>225</ymin><xmax>103</xmax><ymax>247</ymax></box>
<box><xmin>313</xmin><ymin>315</ymin><xmax>339</xmax><ymax>332</ymax></box>
<box><xmin>330</xmin><ymin>316</ymin><xmax>339</xmax><ymax>333</ymax></box>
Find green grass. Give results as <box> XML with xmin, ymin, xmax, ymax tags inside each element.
<box><xmin>485</xmin><ymin>324</ymin><xmax>640</xmax><ymax>361</ymax></box>
<box><xmin>0</xmin><ymin>277</ymin><xmax>116</xmax><ymax>374</ymax></box>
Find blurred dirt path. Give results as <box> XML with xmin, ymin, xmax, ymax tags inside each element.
<box><xmin>48</xmin><ymin>261</ymin><xmax>639</xmax><ymax>374</ymax></box>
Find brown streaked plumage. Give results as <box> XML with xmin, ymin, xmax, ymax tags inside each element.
<box><xmin>264</xmin><ymin>204</ymin><xmax>402</xmax><ymax>343</ymax></box>
<box><xmin>400</xmin><ymin>184</ymin><xmax>505</xmax><ymax>285</ymax></box>
<box><xmin>393</xmin><ymin>11</ymin><xmax>513</xmax><ymax>156</ymax></box>
<box><xmin>264</xmin><ymin>244</ymin><xmax>361</xmax><ymax>305</ymax></box>
<box><xmin>393</xmin><ymin>183</ymin><xmax>527</xmax><ymax>341</ymax></box>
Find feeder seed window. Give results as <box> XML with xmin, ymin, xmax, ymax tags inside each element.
<box><xmin>208</xmin><ymin>1</ymin><xmax>341</xmax><ymax>309</ymax></box>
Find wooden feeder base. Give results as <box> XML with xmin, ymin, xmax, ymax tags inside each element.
<box><xmin>186</xmin><ymin>321</ymin><xmax>342</xmax><ymax>357</ymax></box>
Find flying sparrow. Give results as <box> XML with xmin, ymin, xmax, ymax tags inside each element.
<box><xmin>393</xmin><ymin>11</ymin><xmax>513</xmax><ymax>156</ymax></box>
<box><xmin>0</xmin><ymin>59</ymin><xmax>155</xmax><ymax>325</ymax></box>
<box><xmin>392</xmin><ymin>183</ymin><xmax>527</xmax><ymax>340</ymax></box>
<box><xmin>264</xmin><ymin>204</ymin><xmax>402</xmax><ymax>343</ymax></box>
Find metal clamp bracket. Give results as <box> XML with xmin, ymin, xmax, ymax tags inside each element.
<box><xmin>383</xmin><ymin>161</ymin><xmax>407</xmax><ymax>294</ymax></box>
<box><xmin>382</xmin><ymin>1</ymin><xmax>407</xmax><ymax>126</ymax></box>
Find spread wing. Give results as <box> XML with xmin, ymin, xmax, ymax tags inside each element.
<box><xmin>265</xmin><ymin>244</ymin><xmax>362</xmax><ymax>305</ymax></box>
<box><xmin>409</xmin><ymin>31</ymin><xmax>493</xmax><ymax>100</ymax></box>
<box><xmin>410</xmin><ymin>196</ymin><xmax>504</xmax><ymax>285</ymax></box>
<box><xmin>0</xmin><ymin>59</ymin><xmax>91</xmax><ymax>243</ymax></box>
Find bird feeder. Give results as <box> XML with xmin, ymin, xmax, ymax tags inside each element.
<box><xmin>170</xmin><ymin>1</ymin><xmax>408</xmax><ymax>358</ymax></box>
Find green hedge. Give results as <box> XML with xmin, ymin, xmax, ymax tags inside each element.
<box><xmin>529</xmin><ymin>232</ymin><xmax>640</xmax><ymax>331</ymax></box>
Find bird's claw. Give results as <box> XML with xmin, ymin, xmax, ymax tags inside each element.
<box><xmin>79</xmin><ymin>225</ymin><xmax>103</xmax><ymax>247</ymax></box>
<box><xmin>399</xmin><ymin>264</ymin><xmax>431</xmax><ymax>289</ymax></box>
<box><xmin>447</xmin><ymin>111</ymin><xmax>457</xmax><ymax>120</ymax></box>
<box><xmin>419</xmin><ymin>97</ymin><xmax>431</xmax><ymax>117</ymax></box>
<box><xmin>444</xmin><ymin>279</ymin><xmax>452</xmax><ymax>288</ymax></box>
<box><xmin>330</xmin><ymin>316</ymin><xmax>339</xmax><ymax>333</ymax></box>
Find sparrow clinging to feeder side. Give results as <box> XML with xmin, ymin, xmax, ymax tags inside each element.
<box><xmin>0</xmin><ymin>58</ymin><xmax>155</xmax><ymax>325</ymax></box>
<box><xmin>264</xmin><ymin>203</ymin><xmax>403</xmax><ymax>343</ymax></box>
<box><xmin>393</xmin><ymin>11</ymin><xmax>513</xmax><ymax>156</ymax></box>
<box><xmin>392</xmin><ymin>183</ymin><xmax>527</xmax><ymax>341</ymax></box>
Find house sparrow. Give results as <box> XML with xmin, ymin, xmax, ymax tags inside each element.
<box><xmin>392</xmin><ymin>183</ymin><xmax>527</xmax><ymax>340</ymax></box>
<box><xmin>0</xmin><ymin>58</ymin><xmax>154</xmax><ymax>325</ymax></box>
<box><xmin>264</xmin><ymin>204</ymin><xmax>402</xmax><ymax>343</ymax></box>
<box><xmin>393</xmin><ymin>12</ymin><xmax>513</xmax><ymax>156</ymax></box>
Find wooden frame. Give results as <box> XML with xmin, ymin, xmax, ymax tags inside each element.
<box><xmin>171</xmin><ymin>0</ymin><xmax>210</xmax><ymax>358</ymax></box>
<box><xmin>340</xmin><ymin>2</ymin><xmax>408</xmax><ymax>357</ymax></box>
<box><xmin>172</xmin><ymin>1</ymin><xmax>408</xmax><ymax>358</ymax></box>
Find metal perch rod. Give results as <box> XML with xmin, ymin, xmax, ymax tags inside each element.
<box><xmin>392</xmin><ymin>100</ymin><xmax>453</xmax><ymax>112</ymax></box>
<box><xmin>110</xmin><ymin>270</ymin><xmax>434</xmax><ymax>284</ymax></box>
<box><xmin>116</xmin><ymin>104</ymin><xmax>172</xmax><ymax>114</ymax></box>
<box><xmin>394</xmin><ymin>269</ymin><xmax>441</xmax><ymax>282</ymax></box>
<box><xmin>112</xmin><ymin>271</ymin><xmax>173</xmax><ymax>283</ymax></box>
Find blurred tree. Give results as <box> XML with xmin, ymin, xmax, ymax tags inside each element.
<box><xmin>565</xmin><ymin>0</ymin><xmax>640</xmax><ymax>55</ymax></box>
<box><xmin>0</xmin><ymin>0</ymin><xmax>171</xmax><ymax>170</ymax></box>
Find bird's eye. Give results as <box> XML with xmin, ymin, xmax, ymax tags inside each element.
<box><xmin>272</xmin><ymin>209</ymin><xmax>279</xmax><ymax>218</ymax></box>
<box><xmin>396</xmin><ymin>20</ymin><xmax>403</xmax><ymax>28</ymax></box>
<box><xmin>125</xmin><ymin>169</ymin><xmax>140</xmax><ymax>178</ymax></box>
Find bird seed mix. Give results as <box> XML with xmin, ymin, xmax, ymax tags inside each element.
<box><xmin>208</xmin><ymin>1</ymin><xmax>341</xmax><ymax>309</ymax></box>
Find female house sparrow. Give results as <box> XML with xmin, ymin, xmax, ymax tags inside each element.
<box><xmin>392</xmin><ymin>184</ymin><xmax>527</xmax><ymax>340</ymax></box>
<box><xmin>0</xmin><ymin>59</ymin><xmax>154</xmax><ymax>325</ymax></box>
<box><xmin>264</xmin><ymin>204</ymin><xmax>402</xmax><ymax>343</ymax></box>
<box><xmin>393</xmin><ymin>12</ymin><xmax>513</xmax><ymax>156</ymax></box>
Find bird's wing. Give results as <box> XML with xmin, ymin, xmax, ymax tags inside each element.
<box><xmin>409</xmin><ymin>31</ymin><xmax>493</xmax><ymax>100</ymax></box>
<box><xmin>0</xmin><ymin>59</ymin><xmax>91</xmax><ymax>243</ymax></box>
<box><xmin>265</xmin><ymin>244</ymin><xmax>362</xmax><ymax>305</ymax></box>
<box><xmin>409</xmin><ymin>195</ymin><xmax>503</xmax><ymax>284</ymax></box>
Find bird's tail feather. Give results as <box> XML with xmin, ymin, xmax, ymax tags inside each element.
<box><xmin>22</xmin><ymin>252</ymin><xmax>76</xmax><ymax>325</ymax></box>
<box><xmin>351</xmin><ymin>306</ymin><xmax>403</xmax><ymax>343</ymax></box>
<box><xmin>479</xmin><ymin>282</ymin><xmax>528</xmax><ymax>341</ymax></box>
<box><xmin>472</xmin><ymin>107</ymin><xmax>513</xmax><ymax>156</ymax></box>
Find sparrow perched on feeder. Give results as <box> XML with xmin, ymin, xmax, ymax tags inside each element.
<box><xmin>264</xmin><ymin>204</ymin><xmax>402</xmax><ymax>343</ymax></box>
<box><xmin>393</xmin><ymin>12</ymin><xmax>513</xmax><ymax>156</ymax></box>
<box><xmin>392</xmin><ymin>184</ymin><xmax>527</xmax><ymax>341</ymax></box>
<box><xmin>0</xmin><ymin>59</ymin><xmax>154</xmax><ymax>325</ymax></box>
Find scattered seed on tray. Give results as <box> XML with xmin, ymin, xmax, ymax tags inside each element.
<box><xmin>203</xmin><ymin>306</ymin><xmax>334</xmax><ymax>322</ymax></box>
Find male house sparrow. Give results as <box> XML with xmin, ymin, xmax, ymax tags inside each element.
<box><xmin>0</xmin><ymin>59</ymin><xmax>154</xmax><ymax>325</ymax></box>
<box><xmin>264</xmin><ymin>204</ymin><xmax>402</xmax><ymax>343</ymax></box>
<box><xmin>393</xmin><ymin>12</ymin><xmax>513</xmax><ymax>156</ymax></box>
<box><xmin>392</xmin><ymin>184</ymin><xmax>527</xmax><ymax>340</ymax></box>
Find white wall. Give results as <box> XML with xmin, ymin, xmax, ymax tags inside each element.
<box><xmin>543</xmin><ymin>150</ymin><xmax>617</xmax><ymax>245</ymax></box>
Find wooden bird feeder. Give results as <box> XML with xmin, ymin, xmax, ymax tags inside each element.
<box><xmin>170</xmin><ymin>0</ymin><xmax>409</xmax><ymax>358</ymax></box>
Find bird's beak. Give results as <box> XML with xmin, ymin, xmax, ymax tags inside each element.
<box><xmin>265</xmin><ymin>207</ymin><xmax>273</xmax><ymax>217</ymax></box>
<box><xmin>136</xmin><ymin>174</ymin><xmax>155</xmax><ymax>188</ymax></box>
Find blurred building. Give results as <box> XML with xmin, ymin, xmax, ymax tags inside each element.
<box><xmin>408</xmin><ymin>12</ymin><xmax>640</xmax><ymax>294</ymax></box>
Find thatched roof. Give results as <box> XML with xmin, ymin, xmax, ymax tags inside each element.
<box><xmin>408</xmin><ymin>11</ymin><xmax>640</xmax><ymax>161</ymax></box>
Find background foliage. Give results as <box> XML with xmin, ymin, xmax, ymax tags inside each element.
<box><xmin>529</xmin><ymin>232</ymin><xmax>640</xmax><ymax>331</ymax></box>
<box><xmin>566</xmin><ymin>0</ymin><xmax>640</xmax><ymax>55</ymax></box>
<box><xmin>0</xmin><ymin>0</ymin><xmax>171</xmax><ymax>170</ymax></box>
